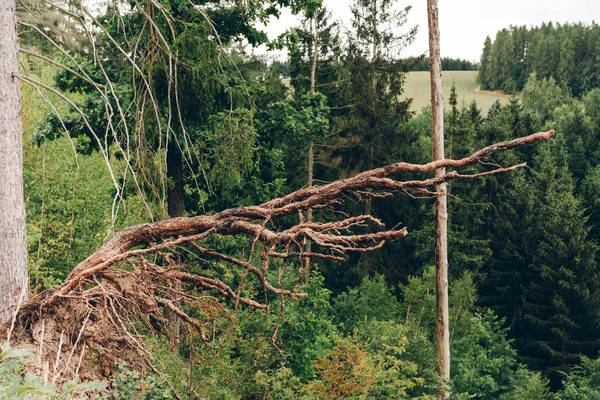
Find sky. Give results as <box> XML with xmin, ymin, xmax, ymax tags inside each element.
<box><xmin>263</xmin><ymin>0</ymin><xmax>600</xmax><ymax>61</ymax></box>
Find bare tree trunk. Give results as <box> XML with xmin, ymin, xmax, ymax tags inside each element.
<box><xmin>427</xmin><ymin>0</ymin><xmax>450</xmax><ymax>398</ymax></box>
<box><xmin>365</xmin><ymin>1</ymin><xmax>377</xmax><ymax>218</ymax></box>
<box><xmin>371</xmin><ymin>0</ymin><xmax>377</xmax><ymax>89</ymax></box>
<box><xmin>0</xmin><ymin>0</ymin><xmax>29</xmax><ymax>323</ymax></box>
<box><xmin>303</xmin><ymin>14</ymin><xmax>318</xmax><ymax>283</ymax></box>
<box><xmin>310</xmin><ymin>16</ymin><xmax>317</xmax><ymax>95</ymax></box>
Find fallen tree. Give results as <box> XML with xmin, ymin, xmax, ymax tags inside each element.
<box><xmin>4</xmin><ymin>129</ymin><xmax>554</xmax><ymax>383</ymax></box>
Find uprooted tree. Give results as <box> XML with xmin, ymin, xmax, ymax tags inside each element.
<box><xmin>2</xmin><ymin>129</ymin><xmax>553</xmax><ymax>382</ymax></box>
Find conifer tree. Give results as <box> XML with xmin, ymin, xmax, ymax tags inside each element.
<box><xmin>334</xmin><ymin>0</ymin><xmax>416</xmax><ymax>182</ymax></box>
<box><xmin>477</xmin><ymin>36</ymin><xmax>493</xmax><ymax>90</ymax></box>
<box><xmin>519</xmin><ymin>149</ymin><xmax>600</xmax><ymax>387</ymax></box>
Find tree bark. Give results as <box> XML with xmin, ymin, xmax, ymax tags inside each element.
<box><xmin>303</xmin><ymin>14</ymin><xmax>318</xmax><ymax>283</ymax></box>
<box><xmin>427</xmin><ymin>0</ymin><xmax>450</xmax><ymax>397</ymax></box>
<box><xmin>0</xmin><ymin>0</ymin><xmax>29</xmax><ymax>323</ymax></box>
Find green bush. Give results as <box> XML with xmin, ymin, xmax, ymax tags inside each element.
<box><xmin>0</xmin><ymin>342</ymin><xmax>106</xmax><ymax>399</ymax></box>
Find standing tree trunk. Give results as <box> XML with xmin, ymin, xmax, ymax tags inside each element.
<box><xmin>364</xmin><ymin>0</ymin><xmax>377</xmax><ymax>218</ymax></box>
<box><xmin>0</xmin><ymin>0</ymin><xmax>29</xmax><ymax>323</ymax></box>
<box><xmin>427</xmin><ymin>0</ymin><xmax>450</xmax><ymax>398</ymax></box>
<box><xmin>303</xmin><ymin>14</ymin><xmax>318</xmax><ymax>283</ymax></box>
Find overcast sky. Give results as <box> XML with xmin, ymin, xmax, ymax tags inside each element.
<box><xmin>263</xmin><ymin>0</ymin><xmax>600</xmax><ymax>61</ymax></box>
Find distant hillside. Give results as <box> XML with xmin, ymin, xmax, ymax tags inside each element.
<box><xmin>403</xmin><ymin>71</ymin><xmax>511</xmax><ymax>114</ymax></box>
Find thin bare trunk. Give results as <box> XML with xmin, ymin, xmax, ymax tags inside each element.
<box><xmin>427</xmin><ymin>0</ymin><xmax>450</xmax><ymax>398</ymax></box>
<box><xmin>364</xmin><ymin>1</ymin><xmax>377</xmax><ymax>217</ymax></box>
<box><xmin>371</xmin><ymin>0</ymin><xmax>377</xmax><ymax>90</ymax></box>
<box><xmin>304</xmin><ymin>14</ymin><xmax>318</xmax><ymax>283</ymax></box>
<box><xmin>0</xmin><ymin>0</ymin><xmax>29</xmax><ymax>323</ymax></box>
<box><xmin>310</xmin><ymin>16</ymin><xmax>317</xmax><ymax>95</ymax></box>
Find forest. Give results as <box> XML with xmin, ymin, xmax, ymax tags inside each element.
<box><xmin>2</xmin><ymin>0</ymin><xmax>600</xmax><ymax>398</ymax></box>
<box><xmin>478</xmin><ymin>22</ymin><xmax>600</xmax><ymax>96</ymax></box>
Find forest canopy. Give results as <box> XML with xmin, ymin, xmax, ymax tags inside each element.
<box><xmin>477</xmin><ymin>22</ymin><xmax>600</xmax><ymax>96</ymax></box>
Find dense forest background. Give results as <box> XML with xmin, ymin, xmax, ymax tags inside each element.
<box><xmin>9</xmin><ymin>0</ymin><xmax>600</xmax><ymax>398</ymax></box>
<box><xmin>478</xmin><ymin>22</ymin><xmax>600</xmax><ymax>96</ymax></box>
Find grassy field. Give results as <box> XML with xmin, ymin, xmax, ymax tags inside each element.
<box><xmin>403</xmin><ymin>71</ymin><xmax>513</xmax><ymax>114</ymax></box>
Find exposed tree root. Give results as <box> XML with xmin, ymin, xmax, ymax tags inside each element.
<box><xmin>4</xmin><ymin>130</ymin><xmax>553</xmax><ymax>383</ymax></box>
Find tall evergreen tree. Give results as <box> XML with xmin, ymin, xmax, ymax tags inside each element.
<box><xmin>477</xmin><ymin>36</ymin><xmax>493</xmax><ymax>90</ymax></box>
<box><xmin>519</xmin><ymin>149</ymin><xmax>600</xmax><ymax>387</ymax></box>
<box><xmin>331</xmin><ymin>0</ymin><xmax>416</xmax><ymax>178</ymax></box>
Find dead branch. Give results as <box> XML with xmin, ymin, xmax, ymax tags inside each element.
<box><xmin>7</xmin><ymin>129</ymin><xmax>553</xmax><ymax>380</ymax></box>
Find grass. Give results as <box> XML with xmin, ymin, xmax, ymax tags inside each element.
<box><xmin>403</xmin><ymin>71</ymin><xmax>513</xmax><ymax>114</ymax></box>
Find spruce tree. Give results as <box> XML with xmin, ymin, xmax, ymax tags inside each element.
<box><xmin>519</xmin><ymin>149</ymin><xmax>600</xmax><ymax>387</ymax></box>
<box><xmin>337</xmin><ymin>0</ymin><xmax>416</xmax><ymax>176</ymax></box>
<box><xmin>477</xmin><ymin>36</ymin><xmax>493</xmax><ymax>90</ymax></box>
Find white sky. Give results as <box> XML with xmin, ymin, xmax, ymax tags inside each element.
<box><xmin>263</xmin><ymin>0</ymin><xmax>600</xmax><ymax>62</ymax></box>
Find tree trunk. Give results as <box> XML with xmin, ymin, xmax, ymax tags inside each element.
<box><xmin>0</xmin><ymin>0</ymin><xmax>29</xmax><ymax>323</ymax></box>
<box><xmin>166</xmin><ymin>140</ymin><xmax>184</xmax><ymax>337</ymax></box>
<box><xmin>303</xmin><ymin>14</ymin><xmax>318</xmax><ymax>283</ymax></box>
<box><xmin>167</xmin><ymin>141</ymin><xmax>185</xmax><ymax>218</ymax></box>
<box><xmin>371</xmin><ymin>0</ymin><xmax>377</xmax><ymax>89</ymax></box>
<box><xmin>365</xmin><ymin>1</ymin><xmax>377</xmax><ymax>217</ymax></box>
<box><xmin>427</xmin><ymin>0</ymin><xmax>450</xmax><ymax>398</ymax></box>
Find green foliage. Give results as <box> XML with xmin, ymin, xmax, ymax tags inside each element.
<box><xmin>20</xmin><ymin>62</ymin><xmax>140</xmax><ymax>290</ymax></box>
<box><xmin>258</xmin><ymin>92</ymin><xmax>330</xmax><ymax>154</ymax></box>
<box><xmin>107</xmin><ymin>362</ymin><xmax>174</xmax><ymax>400</ymax></box>
<box><xmin>451</xmin><ymin>310</ymin><xmax>519</xmax><ymax>399</ymax></box>
<box><xmin>199</xmin><ymin>108</ymin><xmax>258</xmax><ymax>188</ymax></box>
<box><xmin>502</xmin><ymin>369</ymin><xmax>551</xmax><ymax>400</ymax></box>
<box><xmin>522</xmin><ymin>73</ymin><xmax>570</xmax><ymax>126</ymax></box>
<box><xmin>278</xmin><ymin>273</ymin><xmax>338</xmax><ymax>380</ymax></box>
<box><xmin>354</xmin><ymin>321</ymin><xmax>427</xmax><ymax>399</ymax></box>
<box><xmin>557</xmin><ymin>356</ymin><xmax>600</xmax><ymax>399</ymax></box>
<box><xmin>518</xmin><ymin>149</ymin><xmax>600</xmax><ymax>383</ymax></box>
<box><xmin>253</xmin><ymin>367</ymin><xmax>313</xmax><ymax>400</ymax></box>
<box><xmin>399</xmin><ymin>268</ymin><xmax>525</xmax><ymax>398</ymax></box>
<box><xmin>333</xmin><ymin>275</ymin><xmax>400</xmax><ymax>334</ymax></box>
<box><xmin>0</xmin><ymin>342</ymin><xmax>107</xmax><ymax>399</ymax></box>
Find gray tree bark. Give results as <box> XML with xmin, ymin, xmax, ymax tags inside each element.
<box><xmin>0</xmin><ymin>0</ymin><xmax>29</xmax><ymax>323</ymax></box>
<box><xmin>427</xmin><ymin>0</ymin><xmax>450</xmax><ymax>398</ymax></box>
<box><xmin>303</xmin><ymin>14</ymin><xmax>318</xmax><ymax>283</ymax></box>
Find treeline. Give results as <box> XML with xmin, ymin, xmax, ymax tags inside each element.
<box><xmin>408</xmin><ymin>56</ymin><xmax>478</xmax><ymax>71</ymax></box>
<box><xmin>478</xmin><ymin>22</ymin><xmax>600</xmax><ymax>96</ymax></box>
